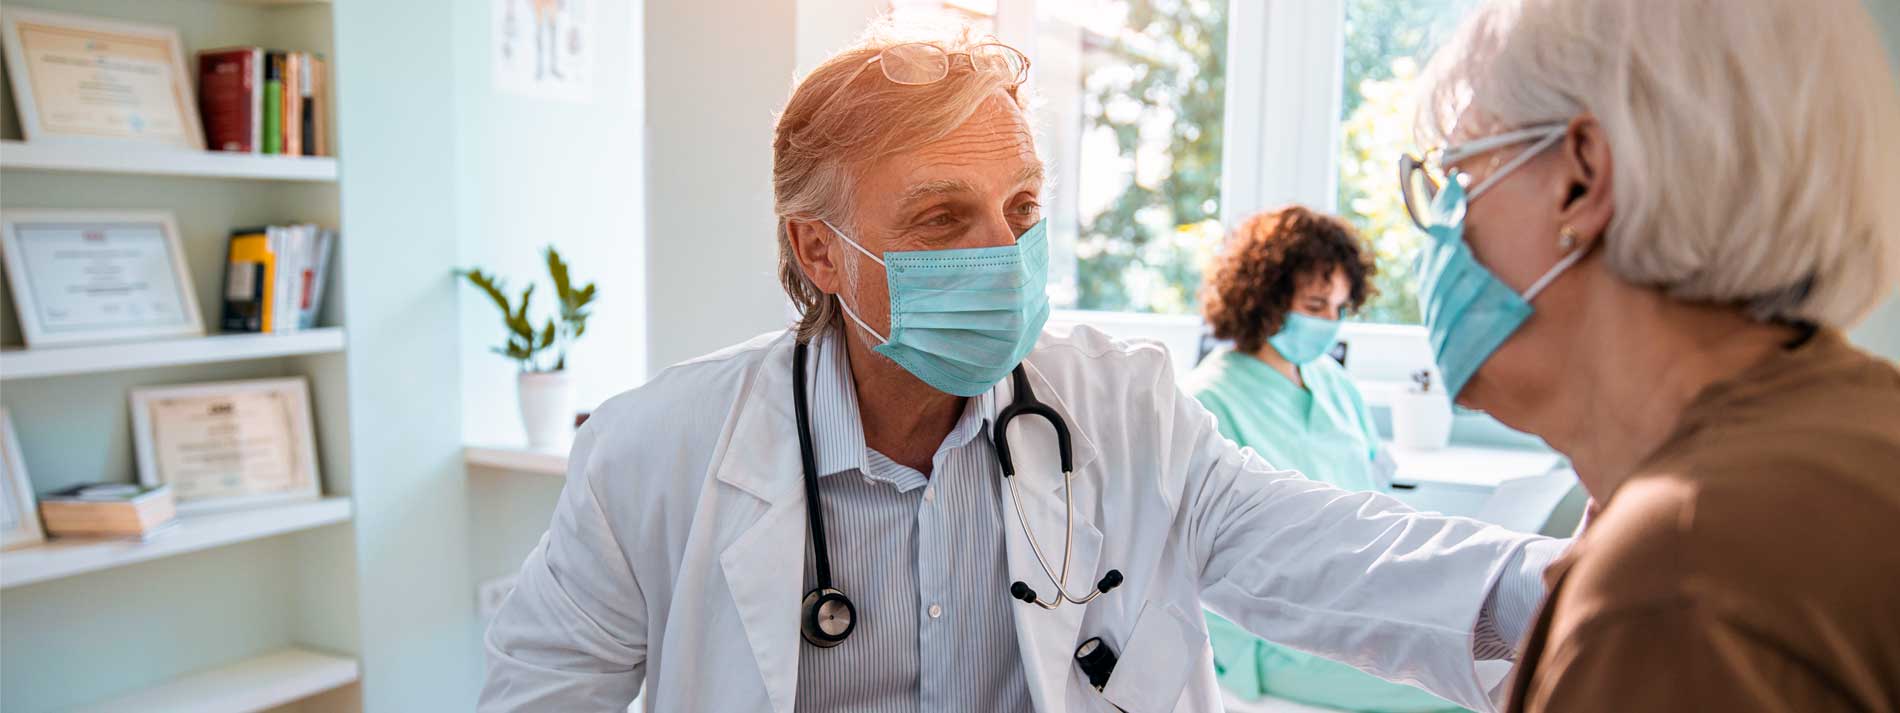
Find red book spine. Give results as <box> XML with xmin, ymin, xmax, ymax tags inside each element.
<box><xmin>199</xmin><ymin>49</ymin><xmax>257</xmax><ymax>153</ymax></box>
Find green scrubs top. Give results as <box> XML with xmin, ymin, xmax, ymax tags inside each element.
<box><xmin>1182</xmin><ymin>348</ymin><xmax>1465</xmax><ymax>713</ymax></box>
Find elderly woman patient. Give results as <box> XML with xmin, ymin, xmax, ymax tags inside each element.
<box><xmin>1402</xmin><ymin>0</ymin><xmax>1900</xmax><ymax>710</ymax></box>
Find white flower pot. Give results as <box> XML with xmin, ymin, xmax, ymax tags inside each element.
<box><xmin>1391</xmin><ymin>387</ymin><xmax>1454</xmax><ymax>450</ymax></box>
<box><xmin>518</xmin><ymin>369</ymin><xmax>575</xmax><ymax>450</ymax></box>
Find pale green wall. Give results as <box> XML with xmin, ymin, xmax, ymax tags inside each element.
<box><xmin>330</xmin><ymin>0</ymin><xmax>477</xmax><ymax>709</ymax></box>
<box><xmin>641</xmin><ymin>0</ymin><xmax>798</xmax><ymax>375</ymax></box>
<box><xmin>455</xmin><ymin>0</ymin><xmax>647</xmax><ymax>446</ymax></box>
<box><xmin>455</xmin><ymin>0</ymin><xmax>648</xmax><ymax>662</ymax></box>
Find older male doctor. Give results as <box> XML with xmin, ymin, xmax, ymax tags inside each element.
<box><xmin>481</xmin><ymin>25</ymin><xmax>1560</xmax><ymax>713</ymax></box>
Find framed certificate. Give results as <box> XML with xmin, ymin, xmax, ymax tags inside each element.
<box><xmin>130</xmin><ymin>378</ymin><xmax>322</xmax><ymax>514</ymax></box>
<box><xmin>1</xmin><ymin>408</ymin><xmax>46</xmax><ymax>550</ymax></box>
<box><xmin>0</xmin><ymin>8</ymin><xmax>205</xmax><ymax>149</ymax></box>
<box><xmin>0</xmin><ymin>210</ymin><xmax>205</xmax><ymax>347</ymax></box>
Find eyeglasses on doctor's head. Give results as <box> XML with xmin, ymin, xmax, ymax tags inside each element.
<box><xmin>858</xmin><ymin>41</ymin><xmax>1030</xmax><ymax>86</ymax></box>
<box><xmin>811</xmin><ymin>42</ymin><xmax>1031</xmax><ymax>117</ymax></box>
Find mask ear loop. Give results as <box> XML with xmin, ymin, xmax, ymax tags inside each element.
<box><xmin>1452</xmin><ymin>127</ymin><xmax>1586</xmax><ymax>303</ymax></box>
<box><xmin>1464</xmin><ymin>127</ymin><xmax>1567</xmax><ymax>202</ymax></box>
<box><xmin>819</xmin><ymin>219</ymin><xmax>892</xmax><ymax>344</ymax></box>
<box><xmin>1522</xmin><ymin>239</ymin><xmax>1592</xmax><ymax>302</ymax></box>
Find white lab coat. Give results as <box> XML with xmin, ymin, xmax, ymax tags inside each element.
<box><xmin>481</xmin><ymin>326</ymin><xmax>1538</xmax><ymax>713</ymax></box>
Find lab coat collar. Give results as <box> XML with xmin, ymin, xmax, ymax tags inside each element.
<box><xmin>1015</xmin><ymin>355</ymin><xmax>1101</xmax><ymax>489</ymax></box>
<box><xmin>713</xmin><ymin>333</ymin><xmax>806</xmax><ymax>713</ymax></box>
<box><xmin>714</xmin><ymin>331</ymin><xmax>1106</xmax><ymax>713</ymax></box>
<box><xmin>996</xmin><ymin>356</ymin><xmax>1105</xmax><ymax>711</ymax></box>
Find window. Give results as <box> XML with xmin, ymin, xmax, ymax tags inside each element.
<box><xmin>1031</xmin><ymin>0</ymin><xmax>1229</xmax><ymax>315</ymax></box>
<box><xmin>1334</xmin><ymin>0</ymin><xmax>1475</xmax><ymax>324</ymax></box>
<box><xmin>886</xmin><ymin>0</ymin><xmax>1470</xmax><ymax>326</ymax></box>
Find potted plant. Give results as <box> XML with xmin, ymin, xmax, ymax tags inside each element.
<box><xmin>462</xmin><ymin>246</ymin><xmax>597</xmax><ymax>449</ymax></box>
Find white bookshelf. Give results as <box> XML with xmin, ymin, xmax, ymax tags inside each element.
<box><xmin>0</xmin><ymin>140</ymin><xmax>336</xmax><ymax>182</ymax></box>
<box><xmin>464</xmin><ymin>444</ymin><xmax>569</xmax><ymax>477</ymax></box>
<box><xmin>70</xmin><ymin>647</ymin><xmax>358</xmax><ymax>713</ymax></box>
<box><xmin>0</xmin><ymin>0</ymin><xmax>395</xmax><ymax>710</ymax></box>
<box><xmin>0</xmin><ymin>328</ymin><xmax>345</xmax><ymax>381</ymax></box>
<box><xmin>0</xmin><ymin>497</ymin><xmax>353</xmax><ymax>590</ymax></box>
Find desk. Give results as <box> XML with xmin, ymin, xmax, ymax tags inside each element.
<box><xmin>1386</xmin><ymin>442</ymin><xmax>1564</xmax><ymax>488</ymax></box>
<box><xmin>1381</xmin><ymin>441</ymin><xmax>1578</xmax><ymax>534</ymax></box>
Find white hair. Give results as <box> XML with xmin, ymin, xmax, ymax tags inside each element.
<box><xmin>1418</xmin><ymin>0</ymin><xmax>1900</xmax><ymax>327</ymax></box>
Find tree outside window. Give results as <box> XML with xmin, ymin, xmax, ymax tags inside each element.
<box><xmin>1336</xmin><ymin>0</ymin><xmax>1474</xmax><ymax>324</ymax></box>
<box><xmin>1060</xmin><ymin>0</ymin><xmax>1470</xmax><ymax>321</ymax></box>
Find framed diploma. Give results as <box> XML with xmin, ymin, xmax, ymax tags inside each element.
<box><xmin>1</xmin><ymin>408</ymin><xmax>46</xmax><ymax>550</ymax></box>
<box><xmin>0</xmin><ymin>8</ymin><xmax>205</xmax><ymax>149</ymax></box>
<box><xmin>0</xmin><ymin>210</ymin><xmax>205</xmax><ymax>347</ymax></box>
<box><xmin>130</xmin><ymin>378</ymin><xmax>321</xmax><ymax>514</ymax></box>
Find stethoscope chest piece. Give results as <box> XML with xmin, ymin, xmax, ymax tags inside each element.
<box><xmin>800</xmin><ymin>587</ymin><xmax>856</xmax><ymax>648</ymax></box>
<box><xmin>790</xmin><ymin>340</ymin><xmax>1121</xmax><ymax>651</ymax></box>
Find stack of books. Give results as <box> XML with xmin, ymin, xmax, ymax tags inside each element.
<box><xmin>221</xmin><ymin>225</ymin><xmax>336</xmax><ymax>333</ymax></box>
<box><xmin>197</xmin><ymin>47</ymin><xmax>329</xmax><ymax>156</ymax></box>
<box><xmin>39</xmin><ymin>484</ymin><xmax>177</xmax><ymax>539</ymax></box>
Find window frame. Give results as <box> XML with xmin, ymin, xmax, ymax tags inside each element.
<box><xmin>1010</xmin><ymin>0</ymin><xmax>1435</xmax><ymax>399</ymax></box>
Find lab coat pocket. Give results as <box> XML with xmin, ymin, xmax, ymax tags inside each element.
<box><xmin>1100</xmin><ymin>599</ymin><xmax>1204</xmax><ymax>713</ymax></box>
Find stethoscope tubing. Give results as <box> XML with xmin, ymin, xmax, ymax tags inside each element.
<box><xmin>793</xmin><ymin>339</ymin><xmax>1120</xmax><ymax>646</ymax></box>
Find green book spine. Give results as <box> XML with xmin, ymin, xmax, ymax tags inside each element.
<box><xmin>262</xmin><ymin>52</ymin><xmax>284</xmax><ymax>154</ymax></box>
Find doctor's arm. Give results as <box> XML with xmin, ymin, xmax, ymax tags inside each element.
<box><xmin>479</xmin><ymin>421</ymin><xmax>646</xmax><ymax>712</ymax></box>
<box><xmin>1155</xmin><ymin>364</ymin><xmax>1554</xmax><ymax>712</ymax></box>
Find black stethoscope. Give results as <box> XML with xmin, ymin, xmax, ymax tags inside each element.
<box><xmin>793</xmin><ymin>341</ymin><xmax>1125</xmax><ymax>648</ymax></box>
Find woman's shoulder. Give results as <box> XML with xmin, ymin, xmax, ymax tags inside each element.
<box><xmin>1558</xmin><ymin>455</ymin><xmax>1900</xmax><ymax>637</ymax></box>
<box><xmin>1180</xmin><ymin>349</ymin><xmax>1243</xmax><ymax>398</ymax></box>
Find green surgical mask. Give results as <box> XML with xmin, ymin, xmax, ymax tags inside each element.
<box><xmin>1268</xmin><ymin>312</ymin><xmax>1343</xmax><ymax>364</ymax></box>
<box><xmin>1416</xmin><ymin>125</ymin><xmax>1589</xmax><ymax>397</ymax></box>
<box><xmin>824</xmin><ymin>219</ymin><xmax>1052</xmax><ymax>397</ymax></box>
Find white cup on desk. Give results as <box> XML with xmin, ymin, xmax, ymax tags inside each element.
<box><xmin>1391</xmin><ymin>369</ymin><xmax>1453</xmax><ymax>450</ymax></box>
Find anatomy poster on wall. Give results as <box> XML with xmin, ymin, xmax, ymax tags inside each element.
<box><xmin>492</xmin><ymin>0</ymin><xmax>594</xmax><ymax>102</ymax></box>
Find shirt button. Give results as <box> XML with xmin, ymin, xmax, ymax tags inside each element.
<box><xmin>922</xmin><ymin>486</ymin><xmax>935</xmax><ymax>502</ymax></box>
<box><xmin>928</xmin><ymin>604</ymin><xmax>943</xmax><ymax>619</ymax></box>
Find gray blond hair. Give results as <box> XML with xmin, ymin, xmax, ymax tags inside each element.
<box><xmin>1418</xmin><ymin>0</ymin><xmax>1900</xmax><ymax>326</ymax></box>
<box><xmin>773</xmin><ymin>19</ymin><xmax>1028</xmax><ymax>341</ymax></box>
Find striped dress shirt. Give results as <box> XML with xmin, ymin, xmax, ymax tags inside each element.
<box><xmin>791</xmin><ymin>328</ymin><xmax>1550</xmax><ymax>712</ymax></box>
<box><xmin>794</xmin><ymin>329</ymin><xmax>1033</xmax><ymax>712</ymax></box>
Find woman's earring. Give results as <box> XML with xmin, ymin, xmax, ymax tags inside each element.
<box><xmin>1558</xmin><ymin>225</ymin><xmax>1580</xmax><ymax>251</ymax></box>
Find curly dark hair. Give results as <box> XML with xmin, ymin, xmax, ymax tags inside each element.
<box><xmin>1201</xmin><ymin>205</ymin><xmax>1377</xmax><ymax>355</ymax></box>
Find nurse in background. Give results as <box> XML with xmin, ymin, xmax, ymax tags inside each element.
<box><xmin>1183</xmin><ymin>205</ymin><xmax>1462</xmax><ymax>713</ymax></box>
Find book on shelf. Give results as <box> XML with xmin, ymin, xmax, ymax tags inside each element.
<box><xmin>38</xmin><ymin>484</ymin><xmax>177</xmax><ymax>539</ymax></box>
<box><xmin>263</xmin><ymin>51</ymin><xmax>284</xmax><ymax>154</ymax></box>
<box><xmin>201</xmin><ymin>47</ymin><xmax>327</xmax><ymax>157</ymax></box>
<box><xmin>221</xmin><ymin>224</ymin><xmax>336</xmax><ymax>334</ymax></box>
<box><xmin>283</xmin><ymin>52</ymin><xmax>303</xmax><ymax>157</ymax></box>
<box><xmin>198</xmin><ymin>48</ymin><xmax>264</xmax><ymax>152</ymax></box>
<box><xmin>305</xmin><ymin>55</ymin><xmax>326</xmax><ymax>157</ymax></box>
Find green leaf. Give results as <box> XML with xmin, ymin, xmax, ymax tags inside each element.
<box><xmin>514</xmin><ymin>284</ymin><xmax>535</xmax><ymax>324</ymax></box>
<box><xmin>546</xmin><ymin>246</ymin><xmax>575</xmax><ymax>306</ymax></box>
<box><xmin>463</xmin><ymin>269</ymin><xmax>514</xmax><ymax>317</ymax></box>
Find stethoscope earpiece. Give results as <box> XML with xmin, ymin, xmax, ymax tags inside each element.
<box><xmin>800</xmin><ymin>587</ymin><xmax>856</xmax><ymax>648</ymax></box>
<box><xmin>1010</xmin><ymin>581</ymin><xmax>1037</xmax><ymax>603</ymax></box>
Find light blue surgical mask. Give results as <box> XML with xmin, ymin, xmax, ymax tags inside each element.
<box><xmin>1268</xmin><ymin>312</ymin><xmax>1342</xmax><ymax>364</ymax></box>
<box><xmin>1416</xmin><ymin>126</ymin><xmax>1590</xmax><ymax>398</ymax></box>
<box><xmin>824</xmin><ymin>218</ymin><xmax>1052</xmax><ymax>397</ymax></box>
